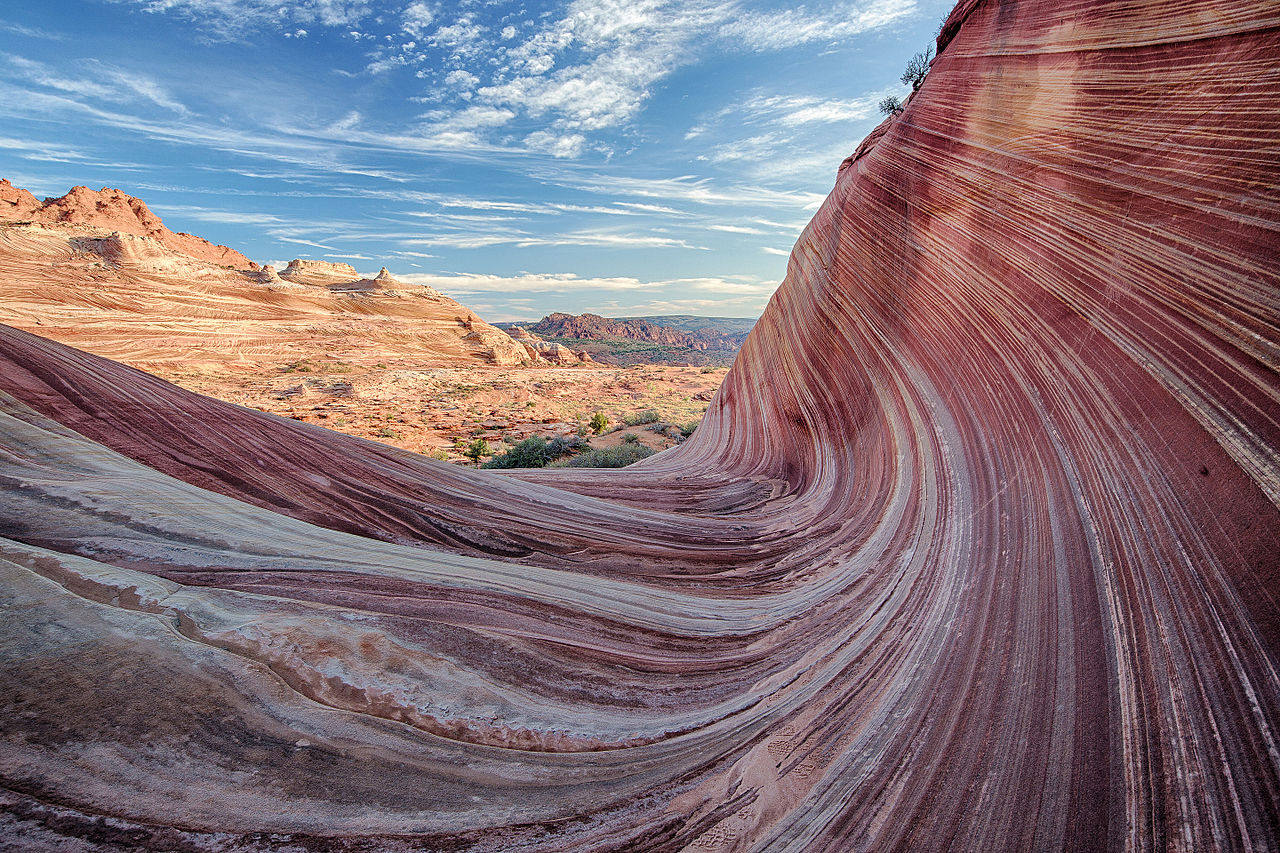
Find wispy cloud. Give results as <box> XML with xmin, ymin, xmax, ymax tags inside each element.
<box><xmin>401</xmin><ymin>228</ymin><xmax>707</xmax><ymax>251</ymax></box>
<box><xmin>2</xmin><ymin>54</ymin><xmax>189</xmax><ymax>115</ymax></box>
<box><xmin>150</xmin><ymin>204</ymin><xmax>286</xmax><ymax>225</ymax></box>
<box><xmin>554</xmin><ymin>173</ymin><xmax>826</xmax><ymax>209</ymax></box>
<box><xmin>401</xmin><ymin>270</ymin><xmax>775</xmax><ymax>295</ymax></box>
<box><xmin>400</xmin><ymin>270</ymin><xmax>776</xmax><ymax>320</ymax></box>
<box><xmin>111</xmin><ymin>0</ymin><xmax>375</xmax><ymax>39</ymax></box>
<box><xmin>1</xmin><ymin>22</ymin><xmax>67</xmax><ymax>40</ymax></box>
<box><xmin>719</xmin><ymin>0</ymin><xmax>917</xmax><ymax>50</ymax></box>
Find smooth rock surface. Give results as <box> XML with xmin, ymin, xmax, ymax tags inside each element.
<box><xmin>1</xmin><ymin>0</ymin><xmax>1278</xmax><ymax>849</ymax></box>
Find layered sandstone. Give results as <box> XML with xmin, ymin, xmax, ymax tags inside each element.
<box><xmin>0</xmin><ymin>223</ymin><xmax>555</xmax><ymax>369</ymax></box>
<box><xmin>506</xmin><ymin>325</ymin><xmax>593</xmax><ymax>365</ymax></box>
<box><xmin>0</xmin><ymin>180</ymin><xmax>250</xmax><ymax>267</ymax></box>
<box><xmin>279</xmin><ymin>257</ymin><xmax>360</xmax><ymax>286</ymax></box>
<box><xmin>1</xmin><ymin>0</ymin><xmax>1278</xmax><ymax>850</ymax></box>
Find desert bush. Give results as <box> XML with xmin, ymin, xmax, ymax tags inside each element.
<box><xmin>549</xmin><ymin>443</ymin><xmax>656</xmax><ymax>469</ymax></box>
<box><xmin>700</xmin><ymin>366</ymin><xmax>717</xmax><ymax>374</ymax></box>
<box><xmin>622</xmin><ymin>409</ymin><xmax>660</xmax><ymax>426</ymax></box>
<box><xmin>621</xmin><ymin>432</ymin><xmax>640</xmax><ymax>444</ymax></box>
<box><xmin>590</xmin><ymin>411</ymin><xmax>609</xmax><ymax>433</ymax></box>
<box><xmin>680</xmin><ymin>421</ymin><xmax>700</xmax><ymax>438</ymax></box>
<box><xmin>481</xmin><ymin>436</ymin><xmax>584</xmax><ymax>469</ymax></box>
<box><xmin>463</xmin><ymin>438</ymin><xmax>491</xmax><ymax>462</ymax></box>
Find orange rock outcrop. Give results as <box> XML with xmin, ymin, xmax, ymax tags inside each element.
<box><xmin>0</xmin><ymin>179</ymin><xmax>250</xmax><ymax>267</ymax></box>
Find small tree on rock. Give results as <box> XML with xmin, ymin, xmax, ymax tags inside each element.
<box><xmin>902</xmin><ymin>45</ymin><xmax>934</xmax><ymax>92</ymax></box>
<box><xmin>590</xmin><ymin>411</ymin><xmax>609</xmax><ymax>434</ymax></box>
<box><xmin>878</xmin><ymin>96</ymin><xmax>904</xmax><ymax>116</ymax></box>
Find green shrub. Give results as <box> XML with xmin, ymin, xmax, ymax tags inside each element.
<box><xmin>621</xmin><ymin>432</ymin><xmax>639</xmax><ymax>444</ymax></box>
<box><xmin>549</xmin><ymin>443</ymin><xmax>656</xmax><ymax>468</ymax></box>
<box><xmin>481</xmin><ymin>435</ymin><xmax>584</xmax><ymax>469</ymax></box>
<box><xmin>622</xmin><ymin>409</ymin><xmax>660</xmax><ymax>426</ymax></box>
<box><xmin>463</xmin><ymin>438</ymin><xmax>491</xmax><ymax>462</ymax></box>
<box><xmin>680</xmin><ymin>421</ymin><xmax>699</xmax><ymax>438</ymax></box>
<box><xmin>589</xmin><ymin>411</ymin><xmax>609</xmax><ymax>433</ymax></box>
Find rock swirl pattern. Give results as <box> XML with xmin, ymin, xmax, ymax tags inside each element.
<box><xmin>2</xmin><ymin>0</ymin><xmax>1278</xmax><ymax>849</ymax></box>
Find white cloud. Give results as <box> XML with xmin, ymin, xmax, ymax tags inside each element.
<box><xmin>401</xmin><ymin>2</ymin><xmax>434</xmax><ymax>38</ymax></box>
<box><xmin>2</xmin><ymin>55</ymin><xmax>189</xmax><ymax>115</ymax></box>
<box><xmin>709</xmin><ymin>223</ymin><xmax>765</xmax><ymax>234</ymax></box>
<box><xmin>113</xmin><ymin>0</ymin><xmax>374</xmax><ymax>39</ymax></box>
<box><xmin>0</xmin><ymin>135</ymin><xmax>91</xmax><ymax>163</ymax></box>
<box><xmin>151</xmin><ymin>204</ymin><xmax>286</xmax><ymax>225</ymax></box>
<box><xmin>401</xmin><ymin>227</ymin><xmax>705</xmax><ymax>251</ymax></box>
<box><xmin>737</xmin><ymin>93</ymin><xmax>880</xmax><ymax>126</ymax></box>
<box><xmin>0</xmin><ymin>22</ymin><xmax>66</xmax><ymax>40</ymax></box>
<box><xmin>556</xmin><ymin>173</ymin><xmax>826</xmax><ymax>209</ymax></box>
<box><xmin>399</xmin><ymin>270</ymin><xmax>773</xmax><ymax>295</ymax></box>
<box><xmin>397</xmin><ymin>270</ymin><xmax>776</xmax><ymax>319</ymax></box>
<box><xmin>719</xmin><ymin>0</ymin><xmax>917</xmax><ymax>50</ymax></box>
<box><xmin>761</xmin><ymin>246</ymin><xmax>791</xmax><ymax>256</ymax></box>
<box><xmin>500</xmin><ymin>25</ymin><xmax>517</xmax><ymax>40</ymax></box>
<box><xmin>275</xmin><ymin>236</ymin><xmax>338</xmax><ymax>251</ymax></box>
<box><xmin>480</xmin><ymin>0</ymin><xmax>730</xmax><ymax>136</ymax></box>
<box><xmin>429</xmin><ymin>17</ymin><xmax>484</xmax><ymax>58</ymax></box>
<box><xmin>523</xmin><ymin>129</ymin><xmax>586</xmax><ymax>158</ymax></box>
<box><xmin>444</xmin><ymin>69</ymin><xmax>479</xmax><ymax>90</ymax></box>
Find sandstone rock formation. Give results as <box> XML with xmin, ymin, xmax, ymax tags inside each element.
<box><xmin>330</xmin><ymin>265</ymin><xmax>443</xmax><ymax>296</ymax></box>
<box><xmin>279</xmin><ymin>257</ymin><xmax>360</xmax><ymax>286</ymax></box>
<box><xmin>0</xmin><ymin>222</ymin><xmax>558</xmax><ymax>370</ymax></box>
<box><xmin>506</xmin><ymin>325</ymin><xmax>593</xmax><ymax>365</ymax></box>
<box><xmin>1</xmin><ymin>0</ymin><xmax>1278</xmax><ymax>849</ymax></box>
<box><xmin>0</xmin><ymin>180</ymin><xmax>250</xmax><ymax>267</ymax></box>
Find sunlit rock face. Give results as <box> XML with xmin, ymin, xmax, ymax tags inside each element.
<box><xmin>0</xmin><ymin>180</ymin><xmax>251</xmax><ymax>268</ymax></box>
<box><xmin>1</xmin><ymin>0</ymin><xmax>1278</xmax><ymax>849</ymax></box>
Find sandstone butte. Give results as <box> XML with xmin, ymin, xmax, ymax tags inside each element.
<box><xmin>1</xmin><ymin>0</ymin><xmax>1278</xmax><ymax>850</ymax></box>
<box><xmin>0</xmin><ymin>178</ymin><xmax>251</xmax><ymax>268</ymax></box>
<box><xmin>0</xmin><ymin>182</ymin><xmax>590</xmax><ymax>370</ymax></box>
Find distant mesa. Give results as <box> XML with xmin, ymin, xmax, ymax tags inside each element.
<box><xmin>0</xmin><ymin>178</ymin><xmax>250</xmax><ymax>268</ymax></box>
<box><xmin>497</xmin><ymin>312</ymin><xmax>754</xmax><ymax>366</ymax></box>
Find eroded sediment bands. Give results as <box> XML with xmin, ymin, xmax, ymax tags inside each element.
<box><xmin>2</xmin><ymin>0</ymin><xmax>1279</xmax><ymax>849</ymax></box>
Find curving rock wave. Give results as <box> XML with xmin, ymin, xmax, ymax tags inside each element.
<box><xmin>1</xmin><ymin>0</ymin><xmax>1278</xmax><ymax>849</ymax></box>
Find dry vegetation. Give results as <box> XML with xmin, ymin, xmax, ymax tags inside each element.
<box><xmin>166</xmin><ymin>360</ymin><xmax>725</xmax><ymax>462</ymax></box>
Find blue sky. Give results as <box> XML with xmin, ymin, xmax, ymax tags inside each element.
<box><xmin>2</xmin><ymin>0</ymin><xmax>947</xmax><ymax>320</ymax></box>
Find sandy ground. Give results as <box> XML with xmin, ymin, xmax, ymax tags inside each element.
<box><xmin>167</xmin><ymin>359</ymin><xmax>722</xmax><ymax>460</ymax></box>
